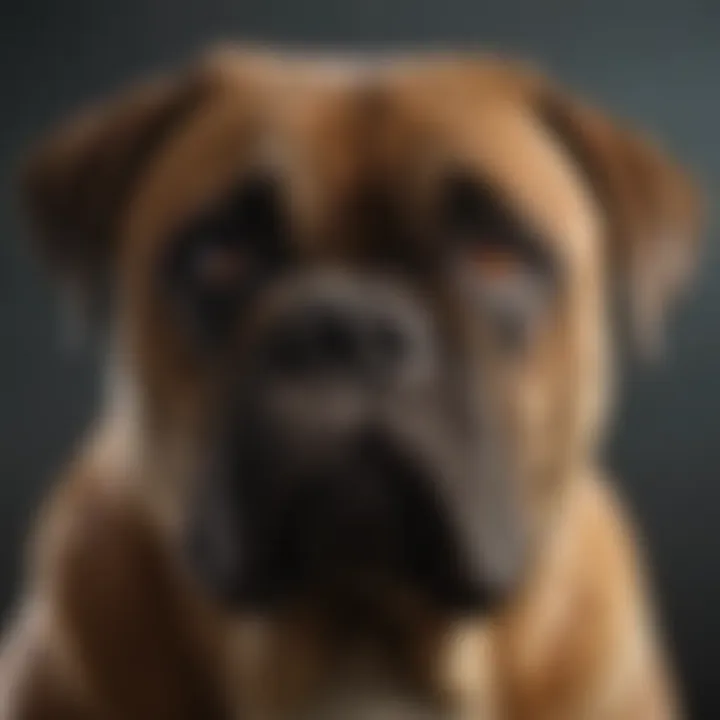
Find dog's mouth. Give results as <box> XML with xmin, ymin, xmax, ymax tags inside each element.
<box><xmin>279</xmin><ymin>438</ymin><xmax>412</xmax><ymax>579</ymax></box>
<box><xmin>186</xmin><ymin>419</ymin><xmax>523</xmax><ymax>615</ymax></box>
<box><xmin>183</xmin><ymin>358</ymin><xmax>519</xmax><ymax>610</ymax></box>
<box><xmin>271</xmin><ymin>432</ymin><xmax>465</xmax><ymax>600</ymax></box>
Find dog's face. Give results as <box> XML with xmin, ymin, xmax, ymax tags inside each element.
<box><xmin>23</xmin><ymin>49</ymin><xmax>701</xmax><ymax>615</ymax></box>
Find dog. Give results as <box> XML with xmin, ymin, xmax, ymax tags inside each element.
<box><xmin>0</xmin><ymin>47</ymin><xmax>703</xmax><ymax>719</ymax></box>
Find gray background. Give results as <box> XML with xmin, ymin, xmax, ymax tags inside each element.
<box><xmin>1</xmin><ymin>0</ymin><xmax>718</xmax><ymax>716</ymax></box>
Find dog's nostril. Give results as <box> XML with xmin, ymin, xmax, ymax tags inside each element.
<box><xmin>368</xmin><ymin>316</ymin><xmax>407</xmax><ymax>367</ymax></box>
<box><xmin>314</xmin><ymin>308</ymin><xmax>358</xmax><ymax>368</ymax></box>
<box><xmin>265</xmin><ymin>321</ymin><xmax>310</xmax><ymax>375</ymax></box>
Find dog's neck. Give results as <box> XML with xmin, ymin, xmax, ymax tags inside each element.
<box><xmin>216</xmin><ymin>599</ymin><xmax>499</xmax><ymax>720</ymax></box>
<box><xmin>295</xmin><ymin>624</ymin><xmax>439</xmax><ymax>720</ymax></box>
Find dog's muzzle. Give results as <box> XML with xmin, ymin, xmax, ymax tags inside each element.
<box><xmin>186</xmin><ymin>272</ymin><xmax>526</xmax><ymax>613</ymax></box>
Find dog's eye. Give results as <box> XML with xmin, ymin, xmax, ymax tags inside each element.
<box><xmin>185</xmin><ymin>174</ymin><xmax>284</xmax><ymax>280</ymax></box>
<box><xmin>462</xmin><ymin>252</ymin><xmax>553</xmax><ymax>350</ymax></box>
<box><xmin>444</xmin><ymin>173</ymin><xmax>553</xmax><ymax>268</ymax></box>
<box><xmin>192</xmin><ymin>240</ymin><xmax>251</xmax><ymax>291</ymax></box>
<box><xmin>443</xmin><ymin>173</ymin><xmax>558</xmax><ymax>349</ymax></box>
<box><xmin>165</xmin><ymin>174</ymin><xmax>286</xmax><ymax>342</ymax></box>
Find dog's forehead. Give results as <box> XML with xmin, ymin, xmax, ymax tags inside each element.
<box><xmin>124</xmin><ymin>52</ymin><xmax>601</xmax><ymax>268</ymax></box>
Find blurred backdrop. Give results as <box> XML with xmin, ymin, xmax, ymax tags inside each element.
<box><xmin>0</xmin><ymin>0</ymin><xmax>718</xmax><ymax>715</ymax></box>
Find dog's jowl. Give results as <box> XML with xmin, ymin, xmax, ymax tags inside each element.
<box><xmin>0</xmin><ymin>48</ymin><xmax>702</xmax><ymax>719</ymax></box>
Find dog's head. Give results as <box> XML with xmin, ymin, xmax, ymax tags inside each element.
<box><xmin>22</xmin><ymin>48</ymin><xmax>702</xmax><ymax>614</ymax></box>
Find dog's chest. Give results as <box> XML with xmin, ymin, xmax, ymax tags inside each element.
<box><xmin>295</xmin><ymin>653</ymin><xmax>443</xmax><ymax>720</ymax></box>
<box><xmin>222</xmin><ymin>617</ymin><xmax>497</xmax><ymax>720</ymax></box>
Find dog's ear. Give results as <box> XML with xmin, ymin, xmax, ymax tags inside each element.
<box><xmin>534</xmin><ymin>79</ymin><xmax>704</xmax><ymax>354</ymax></box>
<box><xmin>20</xmin><ymin>64</ymin><xmax>216</xmax><ymax>323</ymax></box>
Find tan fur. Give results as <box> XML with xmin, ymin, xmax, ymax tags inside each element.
<box><xmin>3</xmin><ymin>48</ymin><xmax>701</xmax><ymax>718</ymax></box>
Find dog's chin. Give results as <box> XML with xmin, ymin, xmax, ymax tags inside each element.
<box><xmin>186</xmin><ymin>431</ymin><xmax>510</xmax><ymax>616</ymax></box>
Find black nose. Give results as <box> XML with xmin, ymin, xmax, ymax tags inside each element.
<box><xmin>265</xmin><ymin>298</ymin><xmax>413</xmax><ymax>381</ymax></box>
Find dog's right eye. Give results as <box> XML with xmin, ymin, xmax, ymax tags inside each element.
<box><xmin>164</xmin><ymin>174</ymin><xmax>287</xmax><ymax>342</ymax></box>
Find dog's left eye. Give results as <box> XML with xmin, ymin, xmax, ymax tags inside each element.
<box><xmin>443</xmin><ymin>173</ymin><xmax>558</xmax><ymax>349</ymax></box>
<box><xmin>461</xmin><ymin>248</ymin><xmax>555</xmax><ymax>350</ymax></box>
<box><xmin>165</xmin><ymin>174</ymin><xmax>286</xmax><ymax>341</ymax></box>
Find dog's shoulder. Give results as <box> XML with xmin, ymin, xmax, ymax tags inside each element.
<box><xmin>500</xmin><ymin>470</ymin><xmax>678</xmax><ymax>717</ymax></box>
<box><xmin>19</xmin><ymin>434</ymin><xmax>223</xmax><ymax>719</ymax></box>
<box><xmin>29</xmin><ymin>426</ymin><xmax>155</xmax><ymax>600</ymax></box>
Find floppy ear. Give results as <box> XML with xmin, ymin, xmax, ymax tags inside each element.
<box><xmin>20</xmin><ymin>64</ymin><xmax>215</xmax><ymax>323</ymax></box>
<box><xmin>534</xmin><ymin>80</ymin><xmax>704</xmax><ymax>354</ymax></box>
